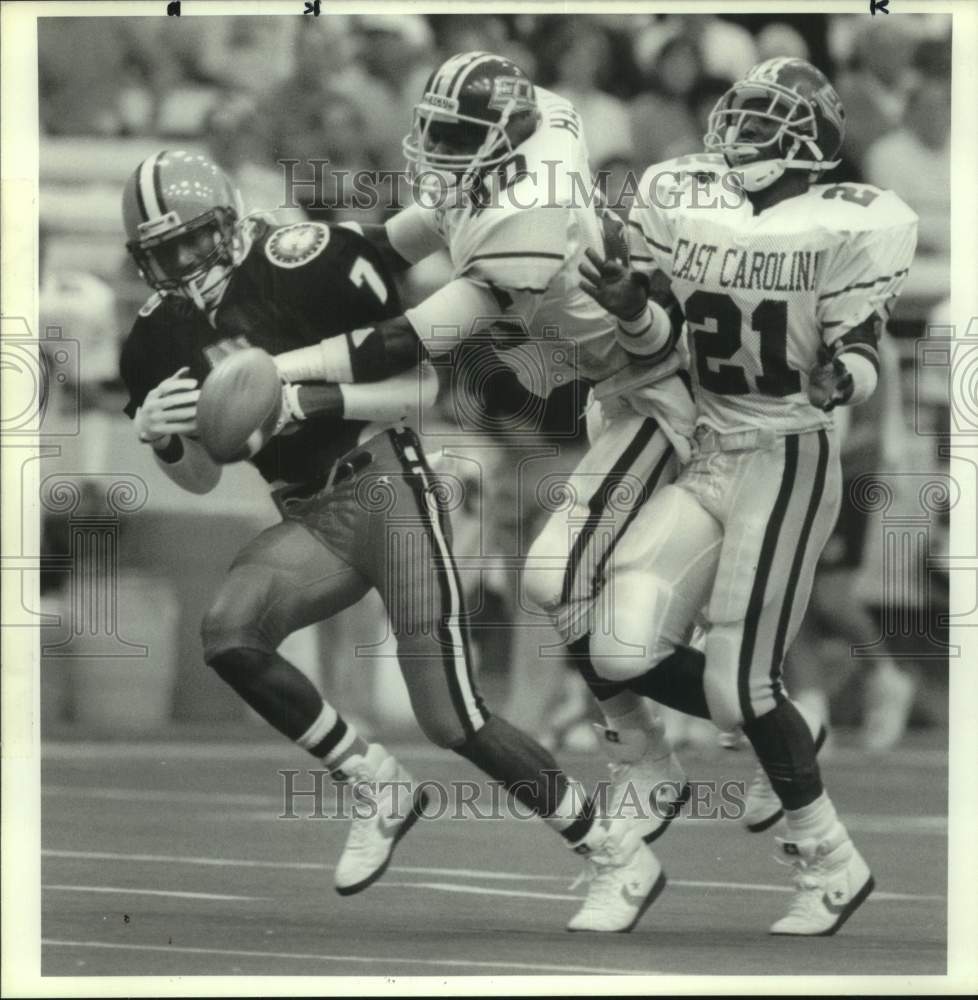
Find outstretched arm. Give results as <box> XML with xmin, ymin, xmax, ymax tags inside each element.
<box><xmin>347</xmin><ymin>203</ymin><xmax>446</xmax><ymax>275</ymax></box>
<box><xmin>274</xmin><ymin>277</ymin><xmax>501</xmax><ymax>384</ymax></box>
<box><xmin>578</xmin><ymin>247</ymin><xmax>677</xmax><ymax>365</ymax></box>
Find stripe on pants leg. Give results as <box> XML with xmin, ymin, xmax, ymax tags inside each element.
<box><xmin>591</xmin><ymin>442</ymin><xmax>674</xmax><ymax>593</ymax></box>
<box><xmin>417</xmin><ymin>448</ymin><xmax>489</xmax><ymax>724</ymax></box>
<box><xmin>400</xmin><ymin>460</ymin><xmax>485</xmax><ymax>738</ymax></box>
<box><xmin>769</xmin><ymin>430</ymin><xmax>830</xmax><ymax>697</ymax></box>
<box><xmin>738</xmin><ymin>436</ymin><xmax>798</xmax><ymax>724</ymax></box>
<box><xmin>560</xmin><ymin>418</ymin><xmax>658</xmax><ymax>608</ymax></box>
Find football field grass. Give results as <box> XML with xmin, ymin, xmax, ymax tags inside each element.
<box><xmin>40</xmin><ymin>733</ymin><xmax>947</xmax><ymax>981</ymax></box>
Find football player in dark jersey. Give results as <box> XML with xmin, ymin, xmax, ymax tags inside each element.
<box><xmin>120</xmin><ymin>150</ymin><xmax>654</xmax><ymax>922</ymax></box>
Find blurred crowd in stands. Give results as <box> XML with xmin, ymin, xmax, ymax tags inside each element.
<box><xmin>37</xmin><ymin>13</ymin><xmax>953</xmax><ymax>748</ymax></box>
<box><xmin>40</xmin><ymin>14</ymin><xmax>951</xmax><ymax>225</ymax></box>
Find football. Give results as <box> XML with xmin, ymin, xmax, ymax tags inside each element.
<box><xmin>197</xmin><ymin>348</ymin><xmax>283</xmax><ymax>464</ymax></box>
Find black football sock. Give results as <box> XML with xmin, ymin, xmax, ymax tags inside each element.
<box><xmin>741</xmin><ymin>698</ymin><xmax>823</xmax><ymax>810</ymax></box>
<box><xmin>209</xmin><ymin>646</ymin><xmax>334</xmax><ymax>744</ymax></box>
<box><xmin>454</xmin><ymin>715</ymin><xmax>595</xmax><ymax>842</ymax></box>
<box><xmin>627</xmin><ymin>645</ymin><xmax>711</xmax><ymax>719</ymax></box>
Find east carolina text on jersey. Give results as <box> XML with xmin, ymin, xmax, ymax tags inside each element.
<box><xmin>628</xmin><ymin>154</ymin><xmax>918</xmax><ymax>435</ymax></box>
<box><xmin>671</xmin><ymin>240</ymin><xmax>820</xmax><ymax>293</ymax></box>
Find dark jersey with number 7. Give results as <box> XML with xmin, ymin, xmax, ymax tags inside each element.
<box><xmin>120</xmin><ymin>219</ymin><xmax>400</xmax><ymax>486</ymax></box>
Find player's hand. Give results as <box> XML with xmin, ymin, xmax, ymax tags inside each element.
<box><xmin>578</xmin><ymin>247</ymin><xmax>648</xmax><ymax>321</ymax></box>
<box><xmin>807</xmin><ymin>353</ymin><xmax>854</xmax><ymax>411</ymax></box>
<box><xmin>134</xmin><ymin>366</ymin><xmax>200</xmax><ymax>445</ymax></box>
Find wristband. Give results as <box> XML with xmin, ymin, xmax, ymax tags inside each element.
<box><xmin>283</xmin><ymin>383</ymin><xmax>307</xmax><ymax>422</ymax></box>
<box><xmin>617</xmin><ymin>303</ymin><xmax>655</xmax><ymax>338</ymax></box>
<box><xmin>614</xmin><ymin>301</ymin><xmax>671</xmax><ymax>358</ymax></box>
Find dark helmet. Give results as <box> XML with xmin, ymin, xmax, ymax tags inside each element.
<box><xmin>122</xmin><ymin>149</ymin><xmax>244</xmax><ymax>308</ymax></box>
<box><xmin>704</xmin><ymin>58</ymin><xmax>846</xmax><ymax>191</ymax></box>
<box><xmin>402</xmin><ymin>51</ymin><xmax>538</xmax><ymax>186</ymax></box>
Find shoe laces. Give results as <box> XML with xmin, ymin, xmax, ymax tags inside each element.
<box><xmin>569</xmin><ymin>834</ymin><xmax>629</xmax><ymax>893</ymax></box>
<box><xmin>774</xmin><ymin>853</ymin><xmax>826</xmax><ymax>917</ymax></box>
<box><xmin>345</xmin><ymin>781</ymin><xmax>382</xmax><ymax>845</ymax></box>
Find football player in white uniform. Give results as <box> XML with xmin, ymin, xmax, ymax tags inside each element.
<box><xmin>275</xmin><ymin>51</ymin><xmax>711</xmax><ymax>932</ymax></box>
<box><xmin>580</xmin><ymin>57</ymin><xmax>918</xmax><ymax>936</ymax></box>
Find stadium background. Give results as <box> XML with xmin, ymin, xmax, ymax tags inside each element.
<box><xmin>36</xmin><ymin>10</ymin><xmax>951</xmax><ymax>747</ymax></box>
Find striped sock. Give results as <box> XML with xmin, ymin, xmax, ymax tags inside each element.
<box><xmin>295</xmin><ymin>702</ymin><xmax>368</xmax><ymax>770</ymax></box>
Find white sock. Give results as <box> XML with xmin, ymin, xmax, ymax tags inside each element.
<box><xmin>784</xmin><ymin>791</ymin><xmax>839</xmax><ymax>843</ymax></box>
<box><xmin>599</xmin><ymin>689</ymin><xmax>645</xmax><ymax>723</ymax></box>
<box><xmin>543</xmin><ymin>778</ymin><xmax>594</xmax><ymax>842</ymax></box>
<box><xmin>603</xmin><ymin>699</ymin><xmax>670</xmax><ymax>757</ymax></box>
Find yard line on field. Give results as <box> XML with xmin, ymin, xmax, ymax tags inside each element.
<box><xmin>43</xmin><ymin>884</ymin><xmax>266</xmax><ymax>902</ymax></box>
<box><xmin>213</xmin><ymin>810</ymin><xmax>948</xmax><ymax>836</ymax></box>
<box><xmin>42</xmin><ymin>849</ymin><xmax>945</xmax><ymax>902</ymax></box>
<box><xmin>843</xmin><ymin>815</ymin><xmax>947</xmax><ymax>834</ymax></box>
<box><xmin>42</xmin><ymin>785</ymin><xmax>274</xmax><ymax>806</ymax></box>
<box><xmin>370</xmin><ymin>879</ymin><xmax>935</xmax><ymax>905</ymax></box>
<box><xmin>41</xmin><ymin>939</ymin><xmax>661</xmax><ymax>976</ymax></box>
<box><xmin>374</xmin><ymin>881</ymin><xmax>579</xmax><ymax>902</ymax></box>
<box><xmin>42</xmin><ymin>786</ymin><xmax>949</xmax><ymax>836</ymax></box>
<box><xmin>40</xmin><ymin>741</ymin><xmax>948</xmax><ymax>769</ymax></box>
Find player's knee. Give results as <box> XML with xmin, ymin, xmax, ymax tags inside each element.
<box><xmin>704</xmin><ymin>684</ymin><xmax>743</xmax><ymax>732</ymax></box>
<box><xmin>522</xmin><ymin>522</ymin><xmax>569</xmax><ymax>614</ymax></box>
<box><xmin>413</xmin><ymin>706</ymin><xmax>470</xmax><ymax>750</ymax></box>
<box><xmin>702</xmin><ymin>625</ymin><xmax>746</xmax><ymax>730</ymax></box>
<box><xmin>702</xmin><ymin>665</ymin><xmax>743</xmax><ymax>732</ymax></box>
<box><xmin>200</xmin><ymin>582</ymin><xmax>275</xmax><ymax>665</ymax></box>
<box><xmin>522</xmin><ymin>567</ymin><xmax>556</xmax><ymax>615</ymax></box>
<box><xmin>588</xmin><ymin>630</ymin><xmax>673</xmax><ymax>683</ymax></box>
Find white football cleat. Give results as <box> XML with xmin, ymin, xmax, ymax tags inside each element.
<box><xmin>566</xmin><ymin>820</ymin><xmax>667</xmax><ymax>933</ymax></box>
<box><xmin>597</xmin><ymin>724</ymin><xmax>690</xmax><ymax>844</ymax></box>
<box><xmin>333</xmin><ymin>743</ymin><xmax>428</xmax><ymax>896</ymax></box>
<box><xmin>770</xmin><ymin>823</ymin><xmax>874</xmax><ymax>936</ymax></box>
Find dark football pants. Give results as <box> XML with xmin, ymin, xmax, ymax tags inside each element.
<box><xmin>201</xmin><ymin>427</ymin><xmax>490</xmax><ymax>747</ymax></box>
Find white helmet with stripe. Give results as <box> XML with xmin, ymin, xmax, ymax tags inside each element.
<box><xmin>704</xmin><ymin>57</ymin><xmax>846</xmax><ymax>192</ymax></box>
<box><xmin>403</xmin><ymin>51</ymin><xmax>538</xmax><ymax>190</ymax></box>
<box><xmin>122</xmin><ymin>150</ymin><xmax>245</xmax><ymax>310</ymax></box>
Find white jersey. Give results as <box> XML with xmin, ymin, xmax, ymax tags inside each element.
<box><xmin>628</xmin><ymin>153</ymin><xmax>919</xmax><ymax>435</ymax></box>
<box><xmin>398</xmin><ymin>88</ymin><xmax>695</xmax><ymax>444</ymax></box>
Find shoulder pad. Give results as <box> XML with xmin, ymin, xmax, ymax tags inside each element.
<box><xmin>809</xmin><ymin>184</ymin><xmax>918</xmax><ymax>232</ymax></box>
<box><xmin>137</xmin><ymin>292</ymin><xmax>163</xmax><ymax>317</ymax></box>
<box><xmin>264</xmin><ymin>221</ymin><xmax>332</xmax><ymax>269</ymax></box>
<box><xmin>638</xmin><ymin>154</ymin><xmax>729</xmax><ymax>206</ymax></box>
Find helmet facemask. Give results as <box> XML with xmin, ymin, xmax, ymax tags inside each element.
<box><xmin>403</xmin><ymin>90</ymin><xmax>532</xmax><ymax>198</ymax></box>
<box><xmin>705</xmin><ymin>81</ymin><xmax>839</xmax><ymax>192</ymax></box>
<box><xmin>127</xmin><ymin>206</ymin><xmax>242</xmax><ymax>311</ymax></box>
